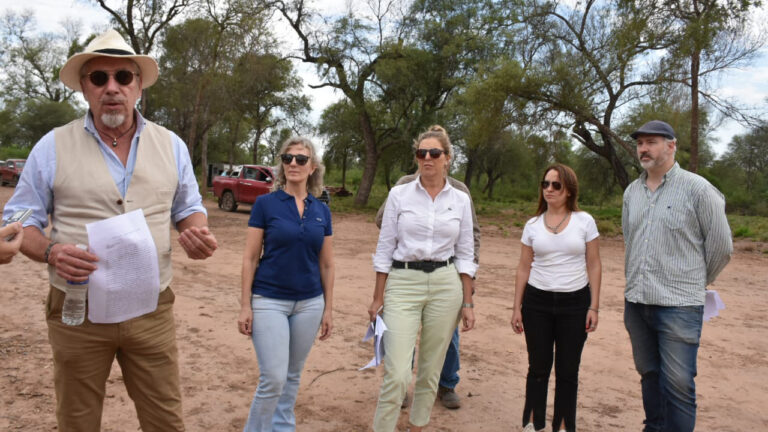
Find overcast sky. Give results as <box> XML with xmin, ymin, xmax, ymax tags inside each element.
<box><xmin>2</xmin><ymin>0</ymin><xmax>766</xmax><ymax>157</ymax></box>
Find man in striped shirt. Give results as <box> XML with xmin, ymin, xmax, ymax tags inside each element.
<box><xmin>622</xmin><ymin>120</ymin><xmax>732</xmax><ymax>432</ymax></box>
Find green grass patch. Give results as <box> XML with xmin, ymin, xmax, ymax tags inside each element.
<box><xmin>727</xmin><ymin>215</ymin><xmax>768</xmax><ymax>242</ymax></box>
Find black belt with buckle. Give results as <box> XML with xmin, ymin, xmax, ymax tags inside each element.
<box><xmin>391</xmin><ymin>257</ymin><xmax>455</xmax><ymax>273</ymax></box>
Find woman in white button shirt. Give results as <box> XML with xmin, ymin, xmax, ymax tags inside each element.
<box><xmin>369</xmin><ymin>125</ymin><xmax>477</xmax><ymax>432</ymax></box>
<box><xmin>510</xmin><ymin>164</ymin><xmax>602</xmax><ymax>432</ymax></box>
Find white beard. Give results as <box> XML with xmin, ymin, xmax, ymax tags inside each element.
<box><xmin>101</xmin><ymin>113</ymin><xmax>125</xmax><ymax>129</ymax></box>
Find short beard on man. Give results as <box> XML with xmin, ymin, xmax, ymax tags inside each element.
<box><xmin>101</xmin><ymin>113</ymin><xmax>125</xmax><ymax>129</ymax></box>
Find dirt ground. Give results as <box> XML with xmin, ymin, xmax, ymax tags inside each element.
<box><xmin>1</xmin><ymin>184</ymin><xmax>767</xmax><ymax>431</ymax></box>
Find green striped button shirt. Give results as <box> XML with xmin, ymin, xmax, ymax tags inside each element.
<box><xmin>622</xmin><ymin>163</ymin><xmax>733</xmax><ymax>306</ymax></box>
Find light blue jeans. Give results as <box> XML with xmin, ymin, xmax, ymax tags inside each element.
<box><xmin>243</xmin><ymin>294</ymin><xmax>324</xmax><ymax>432</ymax></box>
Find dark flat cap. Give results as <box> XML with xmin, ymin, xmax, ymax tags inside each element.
<box><xmin>630</xmin><ymin>120</ymin><xmax>676</xmax><ymax>140</ymax></box>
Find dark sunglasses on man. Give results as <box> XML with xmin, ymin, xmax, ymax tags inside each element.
<box><xmin>540</xmin><ymin>180</ymin><xmax>563</xmax><ymax>191</ymax></box>
<box><xmin>280</xmin><ymin>154</ymin><xmax>310</xmax><ymax>166</ymax></box>
<box><xmin>84</xmin><ymin>70</ymin><xmax>138</xmax><ymax>87</ymax></box>
<box><xmin>415</xmin><ymin>148</ymin><xmax>447</xmax><ymax>159</ymax></box>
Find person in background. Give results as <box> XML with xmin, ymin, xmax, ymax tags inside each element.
<box><xmin>0</xmin><ymin>222</ymin><xmax>24</xmax><ymax>264</ymax></box>
<box><xmin>375</xmin><ymin>173</ymin><xmax>480</xmax><ymax>410</ymax></box>
<box><xmin>511</xmin><ymin>163</ymin><xmax>601</xmax><ymax>432</ymax></box>
<box><xmin>623</xmin><ymin>120</ymin><xmax>732</xmax><ymax>432</ymax></box>
<box><xmin>238</xmin><ymin>136</ymin><xmax>334</xmax><ymax>432</ymax></box>
<box><xmin>370</xmin><ymin>125</ymin><xmax>476</xmax><ymax>432</ymax></box>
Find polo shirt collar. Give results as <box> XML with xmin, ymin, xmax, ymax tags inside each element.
<box><xmin>415</xmin><ymin>175</ymin><xmax>453</xmax><ymax>194</ymax></box>
<box><xmin>275</xmin><ymin>188</ymin><xmax>316</xmax><ymax>203</ymax></box>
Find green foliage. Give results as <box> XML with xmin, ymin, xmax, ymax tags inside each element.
<box><xmin>0</xmin><ymin>145</ymin><xmax>30</xmax><ymax>160</ymax></box>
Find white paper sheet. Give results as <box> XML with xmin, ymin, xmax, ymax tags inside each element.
<box><xmin>360</xmin><ymin>315</ymin><xmax>388</xmax><ymax>370</ymax></box>
<box><xmin>85</xmin><ymin>209</ymin><xmax>160</xmax><ymax>323</ymax></box>
<box><xmin>704</xmin><ymin>289</ymin><xmax>726</xmax><ymax>321</ymax></box>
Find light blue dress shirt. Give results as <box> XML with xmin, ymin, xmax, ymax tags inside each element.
<box><xmin>2</xmin><ymin>110</ymin><xmax>206</xmax><ymax>231</ymax></box>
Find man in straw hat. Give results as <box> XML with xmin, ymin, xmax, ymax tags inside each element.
<box><xmin>3</xmin><ymin>29</ymin><xmax>217</xmax><ymax>431</ymax></box>
<box><xmin>622</xmin><ymin>120</ymin><xmax>732</xmax><ymax>432</ymax></box>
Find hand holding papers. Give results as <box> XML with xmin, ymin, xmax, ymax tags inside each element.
<box><xmin>360</xmin><ymin>315</ymin><xmax>387</xmax><ymax>370</ymax></box>
<box><xmin>85</xmin><ymin>209</ymin><xmax>161</xmax><ymax>323</ymax></box>
<box><xmin>704</xmin><ymin>289</ymin><xmax>726</xmax><ymax>321</ymax></box>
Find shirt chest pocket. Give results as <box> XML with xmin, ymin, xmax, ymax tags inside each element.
<box><xmin>661</xmin><ymin>207</ymin><xmax>688</xmax><ymax>230</ymax></box>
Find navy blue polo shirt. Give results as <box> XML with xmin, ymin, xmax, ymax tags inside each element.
<box><xmin>249</xmin><ymin>190</ymin><xmax>332</xmax><ymax>300</ymax></box>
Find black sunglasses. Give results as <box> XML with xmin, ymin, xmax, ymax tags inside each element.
<box><xmin>280</xmin><ymin>154</ymin><xmax>310</xmax><ymax>166</ymax></box>
<box><xmin>85</xmin><ymin>70</ymin><xmax>138</xmax><ymax>87</ymax></box>
<box><xmin>541</xmin><ymin>180</ymin><xmax>563</xmax><ymax>191</ymax></box>
<box><xmin>415</xmin><ymin>148</ymin><xmax>446</xmax><ymax>159</ymax></box>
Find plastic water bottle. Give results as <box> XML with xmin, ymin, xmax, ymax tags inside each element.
<box><xmin>62</xmin><ymin>244</ymin><xmax>89</xmax><ymax>326</ymax></box>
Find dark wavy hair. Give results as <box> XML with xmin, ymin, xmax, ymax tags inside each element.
<box><xmin>534</xmin><ymin>163</ymin><xmax>580</xmax><ymax>216</ymax></box>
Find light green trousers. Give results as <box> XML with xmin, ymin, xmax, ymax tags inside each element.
<box><xmin>373</xmin><ymin>265</ymin><xmax>463</xmax><ymax>431</ymax></box>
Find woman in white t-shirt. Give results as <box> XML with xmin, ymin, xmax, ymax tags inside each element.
<box><xmin>510</xmin><ymin>163</ymin><xmax>602</xmax><ymax>432</ymax></box>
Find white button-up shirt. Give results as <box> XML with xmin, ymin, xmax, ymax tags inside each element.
<box><xmin>373</xmin><ymin>176</ymin><xmax>476</xmax><ymax>277</ymax></box>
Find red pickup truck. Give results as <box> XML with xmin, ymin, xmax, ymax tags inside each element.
<box><xmin>212</xmin><ymin>165</ymin><xmax>274</xmax><ymax>211</ymax></box>
<box><xmin>0</xmin><ymin>159</ymin><xmax>26</xmax><ymax>186</ymax></box>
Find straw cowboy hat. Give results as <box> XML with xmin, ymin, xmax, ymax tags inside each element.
<box><xmin>59</xmin><ymin>29</ymin><xmax>159</xmax><ymax>91</ymax></box>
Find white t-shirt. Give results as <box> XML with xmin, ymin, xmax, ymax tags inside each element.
<box><xmin>521</xmin><ymin>211</ymin><xmax>599</xmax><ymax>292</ymax></box>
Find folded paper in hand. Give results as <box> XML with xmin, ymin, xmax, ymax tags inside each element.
<box><xmin>704</xmin><ymin>290</ymin><xmax>725</xmax><ymax>322</ymax></box>
<box><xmin>360</xmin><ymin>315</ymin><xmax>387</xmax><ymax>370</ymax></box>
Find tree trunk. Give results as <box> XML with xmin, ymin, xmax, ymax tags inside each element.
<box><xmin>252</xmin><ymin>129</ymin><xmax>264</xmax><ymax>164</ymax></box>
<box><xmin>201</xmin><ymin>128</ymin><xmax>209</xmax><ymax>198</ymax></box>
<box><xmin>574</xmin><ymin>124</ymin><xmax>631</xmax><ymax>189</ymax></box>
<box><xmin>354</xmin><ymin>110</ymin><xmax>378</xmax><ymax>206</ymax></box>
<box><xmin>187</xmin><ymin>85</ymin><xmax>205</xmax><ymax>165</ymax></box>
<box><xmin>689</xmin><ymin>50</ymin><xmax>701</xmax><ymax>173</ymax></box>
<box><xmin>341</xmin><ymin>149</ymin><xmax>348</xmax><ymax>189</ymax></box>
<box><xmin>464</xmin><ymin>154</ymin><xmax>476</xmax><ymax>189</ymax></box>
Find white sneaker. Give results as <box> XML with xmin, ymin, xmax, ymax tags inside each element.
<box><xmin>522</xmin><ymin>423</ymin><xmax>537</xmax><ymax>432</ymax></box>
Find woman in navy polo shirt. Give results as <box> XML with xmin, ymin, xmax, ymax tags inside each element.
<box><xmin>238</xmin><ymin>136</ymin><xmax>334</xmax><ymax>432</ymax></box>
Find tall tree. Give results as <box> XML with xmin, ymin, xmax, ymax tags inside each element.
<box><xmin>497</xmin><ymin>0</ymin><xmax>679</xmax><ymax>189</ymax></box>
<box><xmin>0</xmin><ymin>11</ymin><xmax>82</xmax><ymax>103</ymax></box>
<box><xmin>275</xmin><ymin>0</ymin><xmax>489</xmax><ymax>205</ymax></box>
<box><xmin>659</xmin><ymin>0</ymin><xmax>763</xmax><ymax>172</ymax></box>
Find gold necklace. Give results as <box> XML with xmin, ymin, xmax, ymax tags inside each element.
<box><xmin>544</xmin><ymin>211</ymin><xmax>570</xmax><ymax>234</ymax></box>
<box><xmin>96</xmin><ymin>123</ymin><xmax>135</xmax><ymax>147</ymax></box>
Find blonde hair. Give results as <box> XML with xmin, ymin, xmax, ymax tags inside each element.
<box><xmin>412</xmin><ymin>125</ymin><xmax>452</xmax><ymax>174</ymax></box>
<box><xmin>271</xmin><ymin>136</ymin><xmax>325</xmax><ymax>197</ymax></box>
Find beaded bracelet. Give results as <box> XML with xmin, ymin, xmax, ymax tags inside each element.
<box><xmin>43</xmin><ymin>241</ymin><xmax>58</xmax><ymax>264</ymax></box>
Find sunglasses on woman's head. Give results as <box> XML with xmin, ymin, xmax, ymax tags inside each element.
<box><xmin>280</xmin><ymin>154</ymin><xmax>310</xmax><ymax>166</ymax></box>
<box><xmin>541</xmin><ymin>180</ymin><xmax>563</xmax><ymax>191</ymax></box>
<box><xmin>85</xmin><ymin>70</ymin><xmax>138</xmax><ymax>87</ymax></box>
<box><xmin>415</xmin><ymin>148</ymin><xmax>446</xmax><ymax>159</ymax></box>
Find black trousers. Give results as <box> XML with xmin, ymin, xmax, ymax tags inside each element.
<box><xmin>522</xmin><ymin>283</ymin><xmax>590</xmax><ymax>432</ymax></box>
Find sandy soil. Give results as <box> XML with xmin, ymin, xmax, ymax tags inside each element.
<box><xmin>1</xmin><ymin>185</ymin><xmax>767</xmax><ymax>431</ymax></box>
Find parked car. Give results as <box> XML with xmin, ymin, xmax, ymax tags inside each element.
<box><xmin>0</xmin><ymin>159</ymin><xmax>25</xmax><ymax>186</ymax></box>
<box><xmin>212</xmin><ymin>165</ymin><xmax>274</xmax><ymax>212</ymax></box>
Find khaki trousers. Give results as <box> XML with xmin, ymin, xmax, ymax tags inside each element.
<box><xmin>45</xmin><ymin>286</ymin><xmax>184</xmax><ymax>432</ymax></box>
<box><xmin>373</xmin><ymin>265</ymin><xmax>462</xmax><ymax>431</ymax></box>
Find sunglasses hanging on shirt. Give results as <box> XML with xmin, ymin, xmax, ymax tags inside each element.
<box><xmin>540</xmin><ymin>180</ymin><xmax>563</xmax><ymax>191</ymax></box>
<box><xmin>280</xmin><ymin>154</ymin><xmax>310</xmax><ymax>166</ymax></box>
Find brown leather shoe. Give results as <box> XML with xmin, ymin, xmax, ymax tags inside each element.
<box><xmin>437</xmin><ymin>386</ymin><xmax>461</xmax><ymax>409</ymax></box>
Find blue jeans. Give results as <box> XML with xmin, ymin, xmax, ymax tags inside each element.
<box><xmin>624</xmin><ymin>301</ymin><xmax>703</xmax><ymax>432</ymax></box>
<box><xmin>439</xmin><ymin>328</ymin><xmax>460</xmax><ymax>389</ymax></box>
<box><xmin>244</xmin><ymin>294</ymin><xmax>324</xmax><ymax>432</ymax></box>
